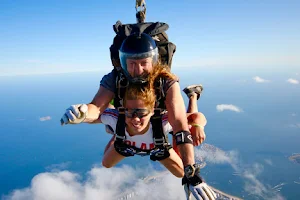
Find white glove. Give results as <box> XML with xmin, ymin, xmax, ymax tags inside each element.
<box><xmin>184</xmin><ymin>182</ymin><xmax>217</xmax><ymax>200</ymax></box>
<box><xmin>183</xmin><ymin>164</ymin><xmax>217</xmax><ymax>200</ymax></box>
<box><xmin>60</xmin><ymin>104</ymin><xmax>88</xmax><ymax>125</ymax></box>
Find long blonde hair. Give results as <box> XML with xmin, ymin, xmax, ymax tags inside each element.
<box><xmin>124</xmin><ymin>63</ymin><xmax>177</xmax><ymax>109</ymax></box>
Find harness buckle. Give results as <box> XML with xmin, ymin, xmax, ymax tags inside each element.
<box><xmin>154</xmin><ymin>138</ymin><xmax>164</xmax><ymax>146</ymax></box>
<box><xmin>115</xmin><ymin>135</ymin><xmax>126</xmax><ymax>141</ymax></box>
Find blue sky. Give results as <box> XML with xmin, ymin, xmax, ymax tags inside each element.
<box><xmin>0</xmin><ymin>0</ymin><xmax>299</xmax><ymax>76</ymax></box>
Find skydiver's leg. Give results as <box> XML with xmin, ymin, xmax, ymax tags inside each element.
<box><xmin>183</xmin><ymin>84</ymin><xmax>203</xmax><ymax>113</ymax></box>
<box><xmin>102</xmin><ymin>135</ymin><xmax>125</xmax><ymax>168</ymax></box>
<box><xmin>182</xmin><ymin>84</ymin><xmax>207</xmax><ymax>146</ymax></box>
<box><xmin>187</xmin><ymin>93</ymin><xmax>198</xmax><ymax>113</ymax></box>
<box><xmin>159</xmin><ymin>148</ymin><xmax>184</xmax><ymax>178</ymax></box>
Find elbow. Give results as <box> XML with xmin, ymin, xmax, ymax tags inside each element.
<box><xmin>174</xmin><ymin>171</ymin><xmax>184</xmax><ymax>178</ymax></box>
<box><xmin>102</xmin><ymin>160</ymin><xmax>114</xmax><ymax>168</ymax></box>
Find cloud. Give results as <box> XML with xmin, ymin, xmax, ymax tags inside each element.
<box><xmin>291</xmin><ymin>113</ymin><xmax>297</xmax><ymax>117</ymax></box>
<box><xmin>253</xmin><ymin>76</ymin><xmax>270</xmax><ymax>83</ymax></box>
<box><xmin>264</xmin><ymin>159</ymin><xmax>273</xmax><ymax>166</ymax></box>
<box><xmin>39</xmin><ymin>116</ymin><xmax>51</xmax><ymax>121</ymax></box>
<box><xmin>3</xmin><ymin>143</ymin><xmax>287</xmax><ymax>200</ymax></box>
<box><xmin>243</xmin><ymin>164</ymin><xmax>285</xmax><ymax>200</ymax></box>
<box><xmin>196</xmin><ymin>145</ymin><xmax>285</xmax><ymax>200</ymax></box>
<box><xmin>287</xmin><ymin>78</ymin><xmax>299</xmax><ymax>84</ymax></box>
<box><xmin>3</xmin><ymin>166</ymin><xmax>185</xmax><ymax>200</ymax></box>
<box><xmin>216</xmin><ymin>104</ymin><xmax>243</xmax><ymax>113</ymax></box>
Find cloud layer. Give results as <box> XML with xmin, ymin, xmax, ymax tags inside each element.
<box><xmin>216</xmin><ymin>104</ymin><xmax>243</xmax><ymax>113</ymax></box>
<box><xmin>3</xmin><ymin>144</ymin><xmax>285</xmax><ymax>200</ymax></box>
<box><xmin>3</xmin><ymin>166</ymin><xmax>184</xmax><ymax>200</ymax></box>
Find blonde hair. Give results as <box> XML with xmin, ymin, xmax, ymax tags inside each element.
<box><xmin>124</xmin><ymin>63</ymin><xmax>177</xmax><ymax>109</ymax></box>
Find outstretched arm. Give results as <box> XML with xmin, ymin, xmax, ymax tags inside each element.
<box><xmin>84</xmin><ymin>86</ymin><xmax>115</xmax><ymax>123</ymax></box>
<box><xmin>165</xmin><ymin>82</ymin><xmax>195</xmax><ymax>167</ymax></box>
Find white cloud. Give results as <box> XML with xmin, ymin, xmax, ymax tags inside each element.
<box><xmin>3</xmin><ymin>166</ymin><xmax>185</xmax><ymax>200</ymax></box>
<box><xmin>243</xmin><ymin>164</ymin><xmax>285</xmax><ymax>200</ymax></box>
<box><xmin>287</xmin><ymin>78</ymin><xmax>299</xmax><ymax>84</ymax></box>
<box><xmin>3</xmin><ymin>143</ymin><xmax>287</xmax><ymax>200</ymax></box>
<box><xmin>216</xmin><ymin>104</ymin><xmax>243</xmax><ymax>113</ymax></box>
<box><xmin>291</xmin><ymin>113</ymin><xmax>297</xmax><ymax>117</ymax></box>
<box><xmin>39</xmin><ymin>116</ymin><xmax>51</xmax><ymax>121</ymax></box>
<box><xmin>253</xmin><ymin>76</ymin><xmax>270</xmax><ymax>83</ymax></box>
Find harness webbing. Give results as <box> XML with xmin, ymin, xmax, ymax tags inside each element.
<box><xmin>150</xmin><ymin>109</ymin><xmax>167</xmax><ymax>148</ymax></box>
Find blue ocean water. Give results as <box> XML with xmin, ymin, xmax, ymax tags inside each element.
<box><xmin>0</xmin><ymin>68</ymin><xmax>299</xmax><ymax>199</ymax></box>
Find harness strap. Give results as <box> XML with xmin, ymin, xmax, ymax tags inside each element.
<box><xmin>115</xmin><ymin>107</ymin><xmax>126</xmax><ymax>143</ymax></box>
<box><xmin>114</xmin><ymin>69</ymin><xmax>128</xmax><ymax>108</ymax></box>
<box><xmin>150</xmin><ymin>108</ymin><xmax>168</xmax><ymax>147</ymax></box>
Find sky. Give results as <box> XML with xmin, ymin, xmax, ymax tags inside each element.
<box><xmin>0</xmin><ymin>0</ymin><xmax>300</xmax><ymax>76</ymax></box>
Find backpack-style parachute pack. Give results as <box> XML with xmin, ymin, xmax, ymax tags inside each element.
<box><xmin>110</xmin><ymin>20</ymin><xmax>176</xmax><ymax>69</ymax></box>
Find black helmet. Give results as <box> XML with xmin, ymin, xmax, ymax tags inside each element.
<box><xmin>119</xmin><ymin>33</ymin><xmax>158</xmax><ymax>83</ymax></box>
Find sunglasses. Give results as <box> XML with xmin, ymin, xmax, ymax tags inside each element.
<box><xmin>124</xmin><ymin>108</ymin><xmax>151</xmax><ymax>119</ymax></box>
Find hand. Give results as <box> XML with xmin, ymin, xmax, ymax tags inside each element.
<box><xmin>183</xmin><ymin>164</ymin><xmax>216</xmax><ymax>200</ymax></box>
<box><xmin>184</xmin><ymin>182</ymin><xmax>216</xmax><ymax>200</ymax></box>
<box><xmin>183</xmin><ymin>175</ymin><xmax>217</xmax><ymax>200</ymax></box>
<box><xmin>60</xmin><ymin>104</ymin><xmax>88</xmax><ymax>125</ymax></box>
<box><xmin>190</xmin><ymin>125</ymin><xmax>206</xmax><ymax>146</ymax></box>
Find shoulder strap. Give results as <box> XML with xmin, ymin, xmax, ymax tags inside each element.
<box><xmin>150</xmin><ymin>109</ymin><xmax>169</xmax><ymax>148</ymax></box>
<box><xmin>115</xmin><ymin>107</ymin><xmax>126</xmax><ymax>142</ymax></box>
<box><xmin>114</xmin><ymin>69</ymin><xmax>128</xmax><ymax>108</ymax></box>
<box><xmin>154</xmin><ymin>77</ymin><xmax>166</xmax><ymax>110</ymax></box>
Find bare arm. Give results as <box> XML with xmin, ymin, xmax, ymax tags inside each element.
<box><xmin>165</xmin><ymin>82</ymin><xmax>195</xmax><ymax>166</ymax></box>
<box><xmin>83</xmin><ymin>86</ymin><xmax>114</xmax><ymax>123</ymax></box>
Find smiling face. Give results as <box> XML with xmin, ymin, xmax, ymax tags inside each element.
<box><xmin>123</xmin><ymin>83</ymin><xmax>156</xmax><ymax>136</ymax></box>
<box><xmin>124</xmin><ymin>99</ymin><xmax>153</xmax><ymax>135</ymax></box>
